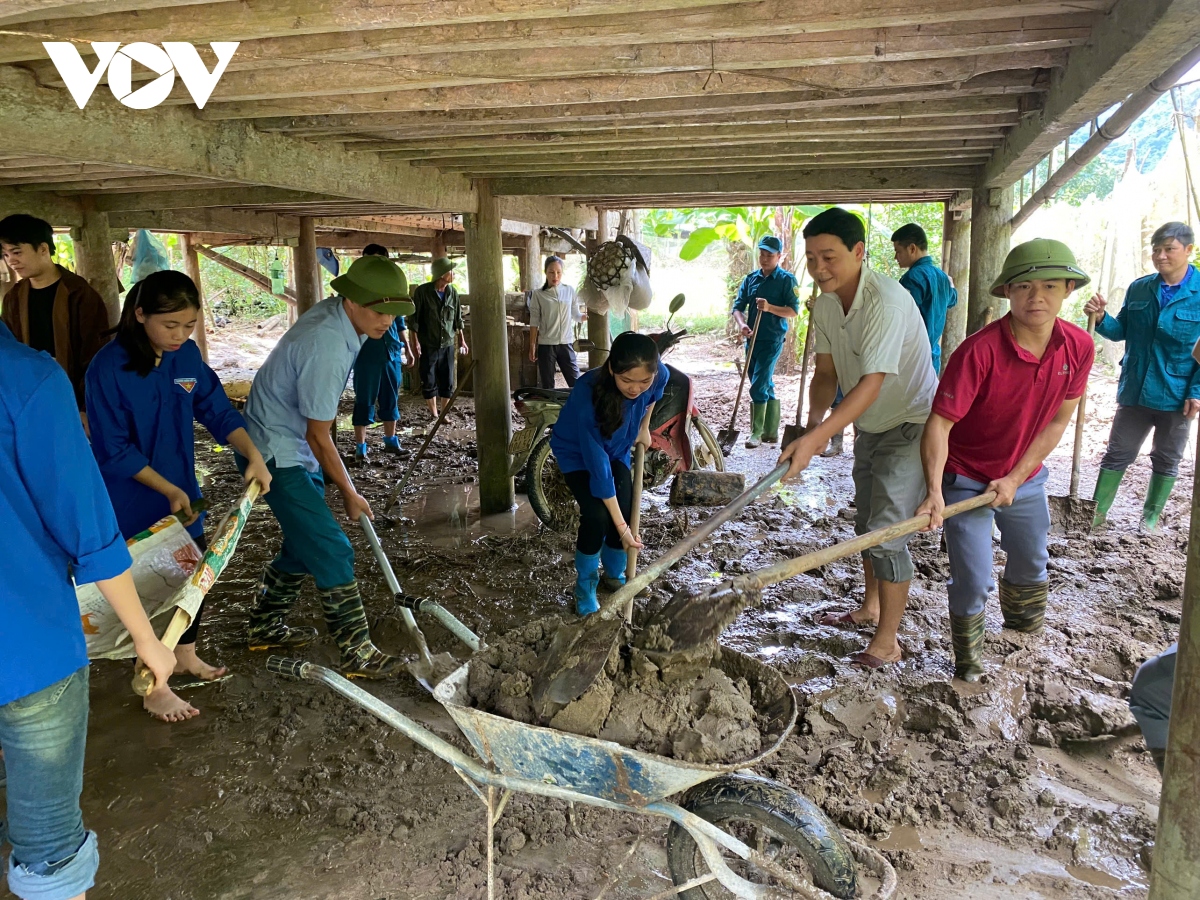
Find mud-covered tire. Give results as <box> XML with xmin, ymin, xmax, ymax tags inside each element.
<box><xmin>690</xmin><ymin>417</ymin><xmax>726</xmax><ymax>472</ymax></box>
<box><xmin>666</xmin><ymin>773</ymin><xmax>857</xmax><ymax>899</ymax></box>
<box><xmin>526</xmin><ymin>434</ymin><xmax>580</xmax><ymax>535</ymax></box>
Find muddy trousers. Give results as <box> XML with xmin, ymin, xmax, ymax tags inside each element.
<box><xmin>1129</xmin><ymin>643</ymin><xmax>1177</xmax><ymax>751</ymax></box>
<box><xmin>1099</xmin><ymin>404</ymin><xmax>1191</xmax><ymax>477</ymax></box>
<box><xmin>563</xmin><ymin>463</ymin><xmax>633</xmax><ymax>555</ymax></box>
<box><xmin>418</xmin><ymin>344</ymin><xmax>455</xmax><ymax>400</ymax></box>
<box><xmin>537</xmin><ymin>344</ymin><xmax>579</xmax><ymax>388</ymax></box>
<box><xmin>851</xmin><ymin>422</ymin><xmax>925</xmax><ymax>583</ymax></box>
<box><xmin>941</xmin><ymin>468</ymin><xmax>1050</xmax><ymax>618</ymax></box>
<box><xmin>746</xmin><ymin>336</ymin><xmax>785</xmax><ymax>403</ymax></box>
<box><xmin>0</xmin><ymin>667</ymin><xmax>99</xmax><ymax>900</ymax></box>
<box><xmin>352</xmin><ymin>344</ymin><xmax>400</xmax><ymax>426</ymax></box>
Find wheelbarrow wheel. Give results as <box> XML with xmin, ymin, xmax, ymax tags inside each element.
<box><xmin>527</xmin><ymin>433</ymin><xmax>580</xmax><ymax>535</ymax></box>
<box><xmin>689</xmin><ymin>416</ymin><xmax>726</xmax><ymax>473</ymax></box>
<box><xmin>666</xmin><ymin>773</ymin><xmax>857</xmax><ymax>900</ymax></box>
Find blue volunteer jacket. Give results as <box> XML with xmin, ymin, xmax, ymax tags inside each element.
<box><xmin>1</xmin><ymin>322</ymin><xmax>132</xmax><ymax>706</ymax></box>
<box><xmin>899</xmin><ymin>255</ymin><xmax>958</xmax><ymax>374</ymax></box>
<box><xmin>732</xmin><ymin>267</ymin><xmax>800</xmax><ymax>345</ymax></box>
<box><xmin>550</xmin><ymin>363</ymin><xmax>668</xmax><ymax>499</ymax></box>
<box><xmin>85</xmin><ymin>337</ymin><xmax>246</xmax><ymax>539</ymax></box>
<box><xmin>1096</xmin><ymin>266</ymin><xmax>1200</xmax><ymax>411</ymax></box>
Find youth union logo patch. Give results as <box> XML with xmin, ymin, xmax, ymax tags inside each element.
<box><xmin>174</xmin><ymin>377</ymin><xmax>198</xmax><ymax>393</ymax></box>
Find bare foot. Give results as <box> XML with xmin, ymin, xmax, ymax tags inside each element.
<box><xmin>143</xmin><ymin>685</ymin><xmax>200</xmax><ymax>723</ymax></box>
<box><xmin>173</xmin><ymin>643</ymin><xmax>228</xmax><ymax>680</ymax></box>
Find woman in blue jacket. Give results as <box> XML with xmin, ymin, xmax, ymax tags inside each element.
<box><xmin>86</xmin><ymin>270</ymin><xmax>272</xmax><ymax>722</ymax></box>
<box><xmin>549</xmin><ymin>332</ymin><xmax>666</xmax><ymax>615</ymax></box>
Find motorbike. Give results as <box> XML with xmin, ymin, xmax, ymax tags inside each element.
<box><xmin>507</xmin><ymin>295</ymin><xmax>725</xmax><ymax>533</ymax></box>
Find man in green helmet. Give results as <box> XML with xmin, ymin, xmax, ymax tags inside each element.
<box><xmin>1085</xmin><ymin>221</ymin><xmax>1200</xmax><ymax>532</ymax></box>
<box><xmin>916</xmin><ymin>239</ymin><xmax>1094</xmax><ymax>681</ymax></box>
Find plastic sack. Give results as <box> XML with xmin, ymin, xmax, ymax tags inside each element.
<box><xmin>579</xmin><ymin>277</ymin><xmax>607</xmax><ymax>314</ymax></box>
<box><xmin>130</xmin><ymin>229</ymin><xmax>171</xmax><ymax>283</ymax></box>
<box><xmin>627</xmin><ymin>265</ymin><xmax>653</xmax><ymax>311</ymax></box>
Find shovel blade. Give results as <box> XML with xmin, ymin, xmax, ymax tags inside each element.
<box><xmin>1048</xmin><ymin>495</ymin><xmax>1097</xmax><ymax>535</ymax></box>
<box><xmin>637</xmin><ymin>582</ymin><xmax>760</xmax><ymax>654</ymax></box>
<box><xmin>717</xmin><ymin>429</ymin><xmax>738</xmax><ymax>453</ymax></box>
<box><xmin>781</xmin><ymin>423</ymin><xmax>802</xmax><ymax>447</ymax></box>
<box><xmin>531</xmin><ymin>615</ymin><xmax>624</xmax><ymax>722</ymax></box>
<box><xmin>407</xmin><ymin>651</ymin><xmax>460</xmax><ymax>692</ymax></box>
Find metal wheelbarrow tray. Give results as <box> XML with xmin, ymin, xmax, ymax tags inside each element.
<box><xmin>268</xmin><ymin>648</ymin><xmax>897</xmax><ymax>899</ymax></box>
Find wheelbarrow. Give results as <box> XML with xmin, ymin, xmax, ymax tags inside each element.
<box><xmin>268</xmin><ymin>649</ymin><xmax>898</xmax><ymax>900</ymax></box>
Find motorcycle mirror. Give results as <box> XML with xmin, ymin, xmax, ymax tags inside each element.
<box><xmin>665</xmin><ymin>293</ymin><xmax>686</xmax><ymax>328</ymax></box>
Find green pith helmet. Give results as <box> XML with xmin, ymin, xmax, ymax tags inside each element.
<box><xmin>431</xmin><ymin>257</ymin><xmax>456</xmax><ymax>279</ymax></box>
<box><xmin>989</xmin><ymin>238</ymin><xmax>1090</xmax><ymax>297</ymax></box>
<box><xmin>330</xmin><ymin>255</ymin><xmax>414</xmax><ymax>316</ymax></box>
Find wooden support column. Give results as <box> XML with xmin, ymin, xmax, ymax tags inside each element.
<box><xmin>296</xmin><ymin>216</ymin><xmax>319</xmax><ymax>316</ymax></box>
<box><xmin>941</xmin><ymin>205</ymin><xmax>971</xmax><ymax>363</ymax></box>
<box><xmin>587</xmin><ymin>207</ymin><xmax>611</xmax><ymax>369</ymax></box>
<box><xmin>181</xmin><ymin>234</ymin><xmax>209</xmax><ymax>362</ymax></box>
<box><xmin>519</xmin><ymin>231</ymin><xmax>541</xmax><ymax>292</ymax></box>
<box><xmin>73</xmin><ymin>196</ymin><xmax>120</xmax><ymax>325</ymax></box>
<box><xmin>465</xmin><ymin>179</ymin><xmax>514</xmax><ymax>515</ymax></box>
<box><xmin>967</xmin><ymin>185</ymin><xmax>1012</xmax><ymax>336</ymax></box>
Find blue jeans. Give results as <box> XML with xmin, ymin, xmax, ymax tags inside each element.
<box><xmin>942</xmin><ymin>467</ymin><xmax>1050</xmax><ymax>617</ymax></box>
<box><xmin>236</xmin><ymin>457</ymin><xmax>356</xmax><ymax>590</ymax></box>
<box><xmin>0</xmin><ymin>667</ymin><xmax>99</xmax><ymax>900</ymax></box>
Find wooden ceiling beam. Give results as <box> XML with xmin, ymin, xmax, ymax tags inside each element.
<box><xmin>449</xmin><ymin>154</ymin><xmax>995</xmax><ymax>178</ymax></box>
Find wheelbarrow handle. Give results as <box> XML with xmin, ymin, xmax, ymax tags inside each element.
<box><xmin>267</xmin><ymin>656</ymin><xmax>311</xmax><ymax>679</ymax></box>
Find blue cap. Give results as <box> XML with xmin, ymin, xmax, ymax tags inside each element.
<box><xmin>758</xmin><ymin>235</ymin><xmax>783</xmax><ymax>254</ymax></box>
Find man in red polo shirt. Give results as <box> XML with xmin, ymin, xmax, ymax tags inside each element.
<box><xmin>916</xmin><ymin>239</ymin><xmax>1094</xmax><ymax>681</ymax></box>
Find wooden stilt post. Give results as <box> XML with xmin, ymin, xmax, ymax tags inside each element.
<box><xmin>465</xmin><ymin>179</ymin><xmax>515</xmax><ymax>515</ymax></box>
<box><xmin>1148</xmin><ymin>450</ymin><xmax>1200</xmax><ymax>899</ymax></box>
<box><xmin>942</xmin><ymin>202</ymin><xmax>971</xmax><ymax>362</ymax></box>
<box><xmin>587</xmin><ymin>208</ymin><xmax>611</xmax><ymax>369</ymax></box>
<box><xmin>73</xmin><ymin>196</ymin><xmax>121</xmax><ymax>325</ymax></box>
<box><xmin>181</xmin><ymin>234</ymin><xmax>209</xmax><ymax>362</ymax></box>
<box><xmin>519</xmin><ymin>231</ymin><xmax>541</xmax><ymax>292</ymax></box>
<box><xmin>967</xmin><ymin>184</ymin><xmax>1012</xmax><ymax>336</ymax></box>
<box><xmin>296</xmin><ymin>216</ymin><xmax>319</xmax><ymax>316</ymax></box>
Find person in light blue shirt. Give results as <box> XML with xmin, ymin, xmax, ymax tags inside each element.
<box><xmin>892</xmin><ymin>223</ymin><xmax>958</xmax><ymax>374</ymax></box>
<box><xmin>1</xmin><ymin>320</ymin><xmax>174</xmax><ymax>900</ymax></box>
<box><xmin>550</xmin><ymin>332</ymin><xmax>666</xmax><ymax>615</ymax></box>
<box><xmin>240</xmin><ymin>255</ymin><xmax>415</xmax><ymax>679</ymax></box>
<box><xmin>1085</xmin><ymin>221</ymin><xmax>1200</xmax><ymax>531</ymax></box>
<box><xmin>731</xmin><ymin>235</ymin><xmax>800</xmax><ymax>448</ymax></box>
<box><xmin>86</xmin><ymin>269</ymin><xmax>272</xmax><ymax>722</ymax></box>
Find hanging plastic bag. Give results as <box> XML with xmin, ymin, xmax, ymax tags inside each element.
<box><xmin>130</xmin><ymin>229</ymin><xmax>171</xmax><ymax>282</ymax></box>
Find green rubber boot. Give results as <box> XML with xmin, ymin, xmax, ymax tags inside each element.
<box><xmin>1091</xmin><ymin>467</ymin><xmax>1125</xmax><ymax>528</ymax></box>
<box><xmin>744</xmin><ymin>402</ymin><xmax>767</xmax><ymax>449</ymax></box>
<box><xmin>247</xmin><ymin>565</ymin><xmax>319</xmax><ymax>651</ymax></box>
<box><xmin>762</xmin><ymin>399</ymin><xmax>782</xmax><ymax>444</ymax></box>
<box><xmin>950</xmin><ymin>611</ymin><xmax>986</xmax><ymax>682</ymax></box>
<box><xmin>320</xmin><ymin>581</ymin><xmax>404</xmax><ymax>679</ymax></box>
<box><xmin>999</xmin><ymin>578</ymin><xmax>1048</xmax><ymax>634</ymax></box>
<box><xmin>1142</xmin><ymin>473</ymin><xmax>1177</xmax><ymax>534</ymax></box>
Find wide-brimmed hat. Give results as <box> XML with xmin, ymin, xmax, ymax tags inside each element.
<box><xmin>331</xmin><ymin>255</ymin><xmax>414</xmax><ymax>316</ymax></box>
<box><xmin>989</xmin><ymin>239</ymin><xmax>1090</xmax><ymax>297</ymax></box>
<box><xmin>431</xmin><ymin>257</ymin><xmax>456</xmax><ymax>280</ymax></box>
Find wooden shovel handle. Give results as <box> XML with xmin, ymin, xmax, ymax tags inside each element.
<box><xmin>737</xmin><ymin>490</ymin><xmax>998</xmax><ymax>594</ymax></box>
<box><xmin>726</xmin><ymin>312</ymin><xmax>763</xmax><ymax>430</ymax></box>
<box><xmin>1068</xmin><ymin>314</ymin><xmax>1097</xmax><ymax>500</ymax></box>
<box><xmin>623</xmin><ymin>442</ymin><xmax>646</xmax><ymax>621</ymax></box>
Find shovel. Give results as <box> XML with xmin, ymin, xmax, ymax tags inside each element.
<box><xmin>383</xmin><ymin>360</ymin><xmax>477</xmax><ymax>515</ymax></box>
<box><xmin>359</xmin><ymin>513</ymin><xmax>459</xmax><ymax>691</ymax></box>
<box><xmin>1048</xmin><ymin>314</ymin><xmax>1097</xmax><ymax>534</ymax></box>
<box><xmin>622</xmin><ymin>442</ymin><xmax>646</xmax><ymax>622</ymax></box>
<box><xmin>530</xmin><ymin>461</ymin><xmax>790</xmax><ymax>721</ymax></box>
<box><xmin>639</xmin><ymin>491</ymin><xmax>999</xmax><ymax>654</ymax></box>
<box><xmin>717</xmin><ymin>311</ymin><xmax>763</xmax><ymax>452</ymax></box>
<box><xmin>781</xmin><ymin>284</ymin><xmax>819</xmax><ymax>448</ymax></box>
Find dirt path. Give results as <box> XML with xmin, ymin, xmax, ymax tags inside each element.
<box><xmin>8</xmin><ymin>333</ymin><xmax>1182</xmax><ymax>900</ymax></box>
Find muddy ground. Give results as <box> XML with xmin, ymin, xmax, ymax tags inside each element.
<box><xmin>3</xmin><ymin>324</ymin><xmax>1184</xmax><ymax>900</ymax></box>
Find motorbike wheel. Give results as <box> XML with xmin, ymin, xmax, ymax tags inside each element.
<box><xmin>666</xmin><ymin>774</ymin><xmax>857</xmax><ymax>900</ymax></box>
<box><xmin>526</xmin><ymin>434</ymin><xmax>580</xmax><ymax>535</ymax></box>
<box><xmin>689</xmin><ymin>417</ymin><xmax>726</xmax><ymax>472</ymax></box>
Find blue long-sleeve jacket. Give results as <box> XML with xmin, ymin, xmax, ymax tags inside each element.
<box><xmin>85</xmin><ymin>337</ymin><xmax>245</xmax><ymax>539</ymax></box>
<box><xmin>1</xmin><ymin>322</ymin><xmax>132</xmax><ymax>705</ymax></box>
<box><xmin>899</xmin><ymin>255</ymin><xmax>958</xmax><ymax>374</ymax></box>
<box><xmin>732</xmin><ymin>267</ymin><xmax>800</xmax><ymax>345</ymax></box>
<box><xmin>1096</xmin><ymin>267</ymin><xmax>1200</xmax><ymax>411</ymax></box>
<box><xmin>550</xmin><ymin>363</ymin><xmax>668</xmax><ymax>499</ymax></box>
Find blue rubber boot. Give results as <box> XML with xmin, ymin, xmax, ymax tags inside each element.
<box><xmin>382</xmin><ymin>434</ymin><xmax>409</xmax><ymax>457</ymax></box>
<box><xmin>600</xmin><ymin>544</ymin><xmax>628</xmax><ymax>591</ymax></box>
<box><xmin>574</xmin><ymin>550</ymin><xmax>601</xmax><ymax>616</ymax></box>
<box><xmin>354</xmin><ymin>442</ymin><xmax>369</xmax><ymax>463</ymax></box>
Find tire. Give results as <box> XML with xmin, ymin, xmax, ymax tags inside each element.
<box><xmin>526</xmin><ymin>434</ymin><xmax>580</xmax><ymax>535</ymax></box>
<box><xmin>689</xmin><ymin>416</ymin><xmax>726</xmax><ymax>473</ymax></box>
<box><xmin>666</xmin><ymin>774</ymin><xmax>857</xmax><ymax>900</ymax></box>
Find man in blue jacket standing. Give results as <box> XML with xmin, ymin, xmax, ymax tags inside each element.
<box><xmin>892</xmin><ymin>223</ymin><xmax>958</xmax><ymax>374</ymax></box>
<box><xmin>1086</xmin><ymin>221</ymin><xmax>1200</xmax><ymax>531</ymax></box>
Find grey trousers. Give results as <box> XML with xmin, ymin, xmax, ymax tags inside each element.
<box><xmin>851</xmin><ymin>421</ymin><xmax>925</xmax><ymax>583</ymax></box>
<box><xmin>1129</xmin><ymin>643</ymin><xmax>1176</xmax><ymax>750</ymax></box>
<box><xmin>1099</xmin><ymin>404</ymin><xmax>1191</xmax><ymax>477</ymax></box>
<box><xmin>942</xmin><ymin>467</ymin><xmax>1050</xmax><ymax>617</ymax></box>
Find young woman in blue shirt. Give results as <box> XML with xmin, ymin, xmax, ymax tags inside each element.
<box><xmin>549</xmin><ymin>332</ymin><xmax>667</xmax><ymax>614</ymax></box>
<box><xmin>86</xmin><ymin>270</ymin><xmax>272</xmax><ymax>722</ymax></box>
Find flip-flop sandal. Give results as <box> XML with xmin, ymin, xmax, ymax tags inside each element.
<box><xmin>848</xmin><ymin>650</ymin><xmax>900</xmax><ymax>669</ymax></box>
<box><xmin>814</xmin><ymin>610</ymin><xmax>876</xmax><ymax>628</ymax></box>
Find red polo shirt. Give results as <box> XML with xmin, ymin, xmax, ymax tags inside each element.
<box><xmin>933</xmin><ymin>314</ymin><xmax>1093</xmax><ymax>484</ymax></box>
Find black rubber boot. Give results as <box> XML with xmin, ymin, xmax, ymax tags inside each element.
<box><xmin>320</xmin><ymin>581</ymin><xmax>404</xmax><ymax>679</ymax></box>
<box><xmin>999</xmin><ymin>579</ymin><xmax>1048</xmax><ymax>634</ymax></box>
<box><xmin>1150</xmin><ymin>747</ymin><xmax>1166</xmax><ymax>774</ymax></box>
<box><xmin>247</xmin><ymin>565</ymin><xmax>319</xmax><ymax>651</ymax></box>
<box><xmin>950</xmin><ymin>611</ymin><xmax>986</xmax><ymax>682</ymax></box>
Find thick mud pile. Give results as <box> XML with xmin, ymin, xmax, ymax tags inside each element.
<box><xmin>465</xmin><ymin>615</ymin><xmax>768</xmax><ymax>764</ymax></box>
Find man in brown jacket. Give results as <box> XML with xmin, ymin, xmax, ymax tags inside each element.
<box><xmin>1</xmin><ymin>214</ymin><xmax>110</xmax><ymax>428</ymax></box>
